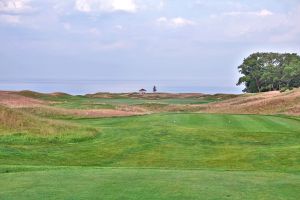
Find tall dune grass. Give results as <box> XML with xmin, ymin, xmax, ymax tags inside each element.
<box><xmin>0</xmin><ymin>105</ymin><xmax>98</xmax><ymax>142</ymax></box>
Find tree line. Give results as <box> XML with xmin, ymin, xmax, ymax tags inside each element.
<box><xmin>237</xmin><ymin>52</ymin><xmax>300</xmax><ymax>93</ymax></box>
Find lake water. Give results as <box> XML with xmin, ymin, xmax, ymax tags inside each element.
<box><xmin>0</xmin><ymin>80</ymin><xmax>243</xmax><ymax>95</ymax></box>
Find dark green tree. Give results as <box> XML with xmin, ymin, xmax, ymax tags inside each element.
<box><xmin>237</xmin><ymin>52</ymin><xmax>300</xmax><ymax>93</ymax></box>
<box><xmin>282</xmin><ymin>56</ymin><xmax>300</xmax><ymax>89</ymax></box>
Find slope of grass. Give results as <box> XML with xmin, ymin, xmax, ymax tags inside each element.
<box><xmin>205</xmin><ymin>88</ymin><xmax>300</xmax><ymax>115</ymax></box>
<box><xmin>0</xmin><ymin>105</ymin><xmax>98</xmax><ymax>142</ymax></box>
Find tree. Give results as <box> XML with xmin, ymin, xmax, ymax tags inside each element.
<box><xmin>237</xmin><ymin>53</ymin><xmax>265</xmax><ymax>92</ymax></box>
<box><xmin>153</xmin><ymin>86</ymin><xmax>157</xmax><ymax>93</ymax></box>
<box><xmin>282</xmin><ymin>56</ymin><xmax>300</xmax><ymax>89</ymax></box>
<box><xmin>237</xmin><ymin>52</ymin><xmax>300</xmax><ymax>93</ymax></box>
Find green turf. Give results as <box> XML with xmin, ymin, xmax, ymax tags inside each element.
<box><xmin>1</xmin><ymin>113</ymin><xmax>299</xmax><ymax>171</ymax></box>
<box><xmin>0</xmin><ymin>167</ymin><xmax>299</xmax><ymax>200</ymax></box>
<box><xmin>0</xmin><ymin>113</ymin><xmax>299</xmax><ymax>199</ymax></box>
<box><xmin>16</xmin><ymin>90</ymin><xmax>222</xmax><ymax>110</ymax></box>
<box><xmin>52</xmin><ymin>98</ymin><xmax>218</xmax><ymax>109</ymax></box>
<box><xmin>34</xmin><ymin>94</ymin><xmax>219</xmax><ymax>109</ymax></box>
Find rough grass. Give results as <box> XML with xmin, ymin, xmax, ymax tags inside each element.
<box><xmin>12</xmin><ymin>90</ymin><xmax>228</xmax><ymax>108</ymax></box>
<box><xmin>4</xmin><ymin>89</ymin><xmax>300</xmax><ymax>115</ymax></box>
<box><xmin>0</xmin><ymin>105</ymin><xmax>98</xmax><ymax>141</ymax></box>
<box><xmin>205</xmin><ymin>88</ymin><xmax>300</xmax><ymax>115</ymax></box>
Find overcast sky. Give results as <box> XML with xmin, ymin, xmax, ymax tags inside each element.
<box><xmin>0</xmin><ymin>0</ymin><xmax>300</xmax><ymax>92</ymax></box>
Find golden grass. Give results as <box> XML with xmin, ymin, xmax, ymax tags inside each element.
<box><xmin>1</xmin><ymin>89</ymin><xmax>299</xmax><ymax>117</ymax></box>
<box><xmin>0</xmin><ymin>91</ymin><xmax>47</xmax><ymax>108</ymax></box>
<box><xmin>0</xmin><ymin>105</ymin><xmax>96</xmax><ymax>136</ymax></box>
<box><xmin>204</xmin><ymin>88</ymin><xmax>300</xmax><ymax>115</ymax></box>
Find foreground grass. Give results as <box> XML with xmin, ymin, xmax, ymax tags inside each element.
<box><xmin>0</xmin><ymin>166</ymin><xmax>299</xmax><ymax>200</ymax></box>
<box><xmin>1</xmin><ymin>112</ymin><xmax>299</xmax><ymax>199</ymax></box>
<box><xmin>1</xmin><ymin>113</ymin><xmax>299</xmax><ymax>172</ymax></box>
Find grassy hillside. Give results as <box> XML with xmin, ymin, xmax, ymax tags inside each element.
<box><xmin>205</xmin><ymin>88</ymin><xmax>300</xmax><ymax>115</ymax></box>
<box><xmin>0</xmin><ymin>105</ymin><xmax>97</xmax><ymax>142</ymax></box>
<box><xmin>2</xmin><ymin>89</ymin><xmax>299</xmax><ymax>115</ymax></box>
<box><xmin>5</xmin><ymin>90</ymin><xmax>231</xmax><ymax>109</ymax></box>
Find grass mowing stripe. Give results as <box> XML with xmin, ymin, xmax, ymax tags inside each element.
<box><xmin>1</xmin><ymin>113</ymin><xmax>299</xmax><ymax>171</ymax></box>
<box><xmin>0</xmin><ymin>167</ymin><xmax>299</xmax><ymax>200</ymax></box>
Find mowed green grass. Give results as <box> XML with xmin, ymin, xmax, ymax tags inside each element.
<box><xmin>53</xmin><ymin>98</ymin><xmax>217</xmax><ymax>109</ymax></box>
<box><xmin>0</xmin><ymin>167</ymin><xmax>299</xmax><ymax>200</ymax></box>
<box><xmin>35</xmin><ymin>94</ymin><xmax>219</xmax><ymax>109</ymax></box>
<box><xmin>2</xmin><ymin>113</ymin><xmax>299</xmax><ymax>170</ymax></box>
<box><xmin>0</xmin><ymin>113</ymin><xmax>299</xmax><ymax>199</ymax></box>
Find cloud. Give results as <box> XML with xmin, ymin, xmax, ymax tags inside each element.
<box><xmin>224</xmin><ymin>9</ymin><xmax>273</xmax><ymax>17</ymax></box>
<box><xmin>0</xmin><ymin>0</ymin><xmax>32</xmax><ymax>25</ymax></box>
<box><xmin>75</xmin><ymin>0</ymin><xmax>137</xmax><ymax>13</ymax></box>
<box><xmin>257</xmin><ymin>9</ymin><xmax>273</xmax><ymax>17</ymax></box>
<box><xmin>157</xmin><ymin>0</ymin><xmax>166</xmax><ymax>10</ymax></box>
<box><xmin>63</xmin><ymin>23</ymin><xmax>71</xmax><ymax>30</ymax></box>
<box><xmin>0</xmin><ymin>0</ymin><xmax>32</xmax><ymax>13</ymax></box>
<box><xmin>0</xmin><ymin>14</ymin><xmax>20</xmax><ymax>23</ymax></box>
<box><xmin>207</xmin><ymin>6</ymin><xmax>300</xmax><ymax>43</ymax></box>
<box><xmin>115</xmin><ymin>24</ymin><xmax>123</xmax><ymax>30</ymax></box>
<box><xmin>157</xmin><ymin>16</ymin><xmax>167</xmax><ymax>23</ymax></box>
<box><xmin>269</xmin><ymin>6</ymin><xmax>300</xmax><ymax>43</ymax></box>
<box><xmin>156</xmin><ymin>17</ymin><xmax>195</xmax><ymax>27</ymax></box>
<box><xmin>88</xmin><ymin>27</ymin><xmax>101</xmax><ymax>35</ymax></box>
<box><xmin>131</xmin><ymin>0</ymin><xmax>166</xmax><ymax>11</ymax></box>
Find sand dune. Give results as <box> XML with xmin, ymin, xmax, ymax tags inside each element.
<box><xmin>0</xmin><ymin>91</ymin><xmax>47</xmax><ymax>108</ymax></box>
<box><xmin>1</xmin><ymin>89</ymin><xmax>299</xmax><ymax>116</ymax></box>
<box><xmin>205</xmin><ymin>89</ymin><xmax>300</xmax><ymax>115</ymax></box>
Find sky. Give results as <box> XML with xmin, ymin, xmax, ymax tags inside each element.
<box><xmin>0</xmin><ymin>0</ymin><xmax>300</xmax><ymax>93</ymax></box>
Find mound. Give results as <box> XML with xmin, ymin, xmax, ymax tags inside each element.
<box><xmin>50</xmin><ymin>92</ymin><xmax>71</xmax><ymax>97</ymax></box>
<box><xmin>205</xmin><ymin>88</ymin><xmax>300</xmax><ymax>115</ymax></box>
<box><xmin>0</xmin><ymin>105</ymin><xmax>95</xmax><ymax>136</ymax></box>
<box><xmin>18</xmin><ymin>106</ymin><xmax>145</xmax><ymax>119</ymax></box>
<box><xmin>0</xmin><ymin>91</ymin><xmax>47</xmax><ymax>108</ymax></box>
<box><xmin>17</xmin><ymin>90</ymin><xmax>47</xmax><ymax>98</ymax></box>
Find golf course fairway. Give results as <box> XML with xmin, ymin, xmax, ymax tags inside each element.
<box><xmin>1</xmin><ymin>113</ymin><xmax>299</xmax><ymax>199</ymax></box>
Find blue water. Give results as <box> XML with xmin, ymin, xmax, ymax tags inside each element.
<box><xmin>0</xmin><ymin>80</ymin><xmax>243</xmax><ymax>95</ymax></box>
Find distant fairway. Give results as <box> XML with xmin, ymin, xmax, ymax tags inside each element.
<box><xmin>0</xmin><ymin>112</ymin><xmax>300</xmax><ymax>199</ymax></box>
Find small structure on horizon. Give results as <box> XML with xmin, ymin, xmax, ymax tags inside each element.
<box><xmin>139</xmin><ymin>88</ymin><xmax>147</xmax><ymax>95</ymax></box>
<box><xmin>153</xmin><ymin>86</ymin><xmax>157</xmax><ymax>93</ymax></box>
